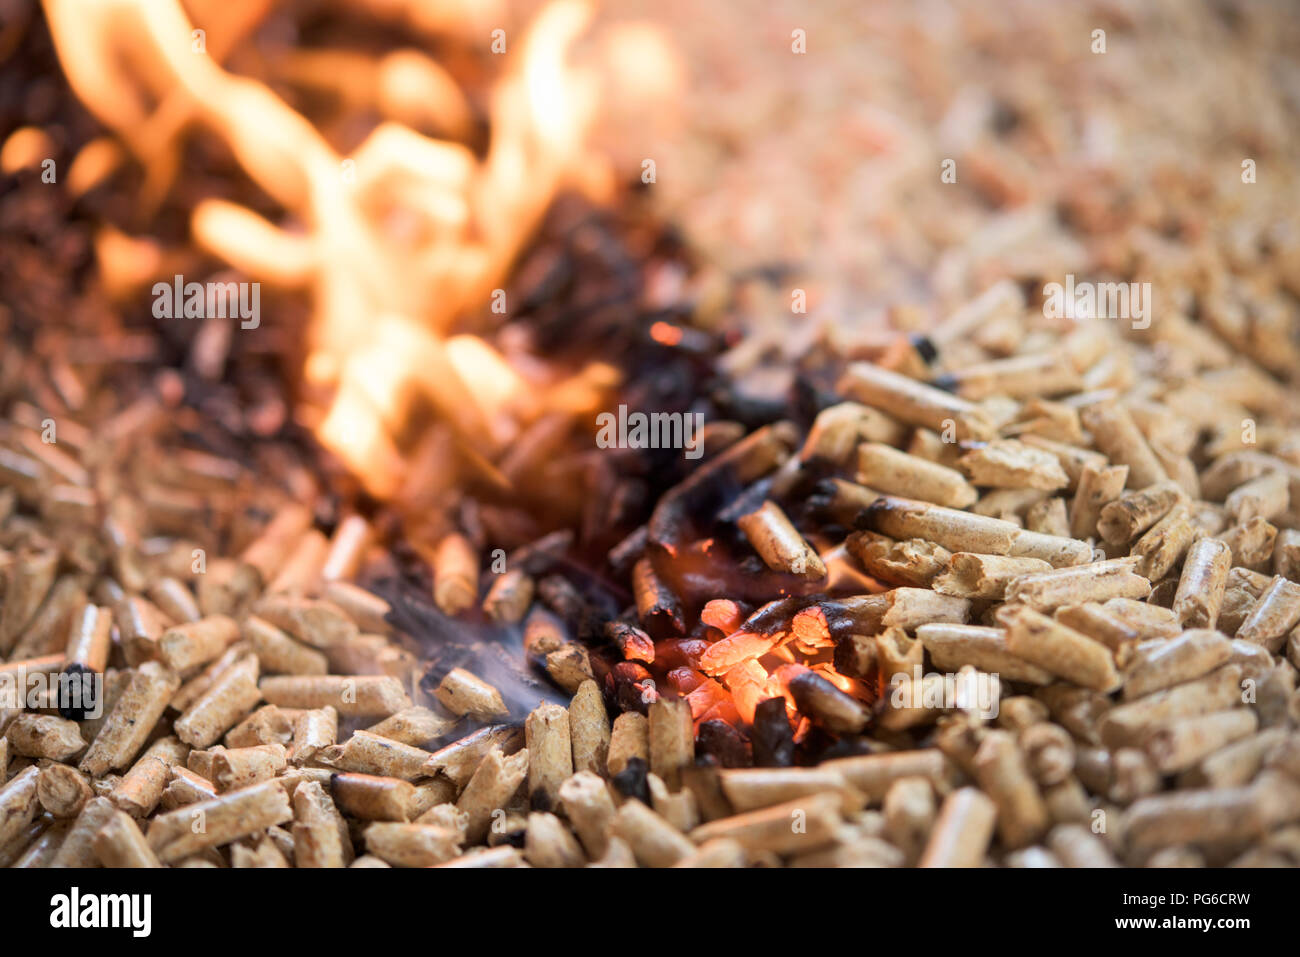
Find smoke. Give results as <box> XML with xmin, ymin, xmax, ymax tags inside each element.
<box><xmin>375</xmin><ymin>576</ymin><xmax>569</xmax><ymax>720</ymax></box>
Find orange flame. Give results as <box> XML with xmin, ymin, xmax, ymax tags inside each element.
<box><xmin>42</xmin><ymin>0</ymin><xmax>624</xmax><ymax>497</ymax></box>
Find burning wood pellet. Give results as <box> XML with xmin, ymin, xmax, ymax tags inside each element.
<box><xmin>736</xmin><ymin>501</ymin><xmax>827</xmax><ymax>581</ymax></box>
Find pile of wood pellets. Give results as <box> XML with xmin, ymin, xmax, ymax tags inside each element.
<box><xmin>4</xmin><ymin>0</ymin><xmax>1300</xmax><ymax>871</ymax></box>
<box><xmin>4</xmin><ymin>261</ymin><xmax>1300</xmax><ymax>867</ymax></box>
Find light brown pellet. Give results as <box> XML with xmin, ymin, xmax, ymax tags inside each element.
<box><xmin>423</xmin><ymin>724</ymin><xmax>523</xmax><ymax>789</ymax></box>
<box><xmin>1097</xmin><ymin>480</ymin><xmax>1185</xmax><ymax>545</ymax></box>
<box><xmin>1172</xmin><ymin>537</ymin><xmax>1232</xmax><ymax>628</ymax></box>
<box><xmin>5</xmin><ymin>713</ymin><xmax>85</xmax><ymax>760</ymax></box>
<box><xmin>918</xmin><ymin>787</ymin><xmax>997</xmax><ymax>867</ymax></box>
<box><xmin>614</xmin><ymin>799</ymin><xmax>697</xmax><ymax>867</ymax></box>
<box><xmin>482</xmin><ymin>568</ymin><xmax>535</xmax><ymax>624</ymax></box>
<box><xmin>319</xmin><ymin>729</ymin><xmax>432</xmax><ymax>781</ymax></box>
<box><xmin>290</xmin><ymin>707</ymin><xmax>338</xmax><ymax>766</ymax></box>
<box><xmin>1004</xmin><ymin>558</ymin><xmax>1151</xmax><ymax>611</ymax></box>
<box><xmin>80</xmin><ymin>661</ymin><xmax>181</xmax><ymax>776</ymax></box>
<box><xmin>433</xmin><ymin>668</ymin><xmax>507</xmax><ymax>721</ymax></box>
<box><xmin>1121</xmin><ymin>629</ymin><xmax>1232</xmax><ymax>700</ymax></box>
<box><xmin>1225</xmin><ymin>469</ymin><xmax>1289</xmax><ymax>523</ymax></box>
<box><xmin>648</xmin><ymin>697</ymin><xmax>694</xmax><ymax>791</ymax></box>
<box><xmin>1100</xmin><ymin>664</ymin><xmax>1244</xmax><ymax>748</ymax></box>
<box><xmin>836</xmin><ymin>362</ymin><xmax>995</xmax><ymax>440</ymax></box>
<box><xmin>110</xmin><ymin>736</ymin><xmax>189</xmax><ymax>818</ymax></box>
<box><xmin>958</xmin><ymin>439</ymin><xmax>1069</xmax><ymax>491</ymax></box>
<box><xmin>174</xmin><ymin>655</ymin><xmax>261</xmax><ymax>748</ymax></box>
<box><xmin>737</xmin><ymin>501</ymin><xmax>827</xmax><ymax>580</ymax></box>
<box><xmin>823</xmin><ymin>750</ymin><xmax>951</xmax><ymax>800</ymax></box>
<box><xmin>1025</xmin><ymin>497</ymin><xmax>1070</xmax><ymax>536</ymax></box>
<box><xmin>1130</xmin><ymin>503</ymin><xmax>1197</xmax><ymax>581</ymax></box>
<box><xmin>917</xmin><ymin>624</ymin><xmax>1053</xmax><ymax>684</ymax></box>
<box><xmin>146</xmin><ymin>779</ymin><xmax>293</xmax><ymax>863</ymax></box>
<box><xmin>329</xmin><ymin>772</ymin><xmax>417</xmax><ymax>822</ymax></box>
<box><xmin>157</xmin><ymin>615</ymin><xmax>240</xmax><ymax>672</ymax></box>
<box><xmin>36</xmin><ymin>764</ymin><xmax>92</xmax><ymax>819</ymax></box>
<box><xmin>607</xmin><ymin>712</ymin><xmax>649</xmax><ymax>776</ymax></box>
<box><xmin>94</xmin><ymin>809</ymin><xmax>161</xmax><ymax>867</ymax></box>
<box><xmin>1145</xmin><ymin>709</ymin><xmax>1259</xmax><ymax>774</ymax></box>
<box><xmin>432</xmin><ymin>532</ymin><xmax>479</xmax><ymax>616</ymax></box>
<box><xmin>857</xmin><ymin>442</ymin><xmax>977</xmax><ymax>508</ymax></box>
<box><xmin>365</xmin><ymin>821</ymin><xmax>461</xmax><ymax>867</ymax></box>
<box><xmin>931</xmin><ymin>553</ymin><xmax>1053</xmax><ymax>600</ymax></box>
<box><xmin>365</xmin><ymin>707</ymin><xmax>456</xmax><ymax>748</ymax></box>
<box><xmin>1070</xmin><ymin>462</ymin><xmax>1129</xmax><ymax>539</ymax></box>
<box><xmin>0</xmin><ymin>766</ymin><xmax>40</xmax><ymax>848</ymax></box>
<box><xmin>558</xmin><ymin>770</ymin><xmax>615</xmax><ymax>859</ymax></box>
<box><xmin>1123</xmin><ymin>786</ymin><xmax>1271</xmax><ymax>850</ymax></box>
<box><xmin>225</xmin><ymin>704</ymin><xmax>294</xmax><ymax>748</ymax></box>
<box><xmin>261</xmin><ymin>674</ymin><xmax>411</xmax><ymax>717</ymax></box>
<box><xmin>567</xmin><ymin>679</ymin><xmax>611</xmax><ymax>776</ymax></box>
<box><xmin>456</xmin><ymin>746</ymin><xmax>529</xmax><ymax>843</ymax></box>
<box><xmin>292</xmin><ymin>779</ymin><xmax>349</xmax><ymax>868</ymax></box>
<box><xmin>524</xmin><ymin>811</ymin><xmax>585</xmax><ymax>867</ymax></box>
<box><xmin>241</xmin><ymin>615</ymin><xmax>329</xmax><ymax>675</ymax></box>
<box><xmin>999</xmin><ymin>605</ymin><xmax>1121</xmax><ymax>693</ymax></box>
<box><xmin>148</xmin><ymin>577</ymin><xmax>201</xmax><ymax>625</ymax></box>
<box><xmin>524</xmin><ymin>702</ymin><xmax>572</xmax><ymax>810</ymax></box>
<box><xmin>972</xmin><ymin>730</ymin><xmax>1049</xmax><ymax>850</ymax></box>
<box><xmin>211</xmin><ymin>743</ymin><xmax>288</xmax><ymax>791</ymax></box>
<box><xmin>1236</xmin><ymin>575</ymin><xmax>1300</xmax><ymax>652</ymax></box>
<box><xmin>1080</xmin><ymin>401</ymin><xmax>1168</xmax><ymax>490</ymax></box>
<box><xmin>883</xmin><ymin>776</ymin><xmax>936</xmax><ymax>864</ymax></box>
<box><xmin>62</xmin><ymin>603</ymin><xmax>113</xmax><ymax>675</ymax></box>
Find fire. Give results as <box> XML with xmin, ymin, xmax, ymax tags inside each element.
<box><xmin>38</xmin><ymin>0</ymin><xmax>866</xmax><ymax>739</ymax></box>
<box><xmin>40</xmin><ymin>0</ymin><xmax>635</xmax><ymax>498</ymax></box>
